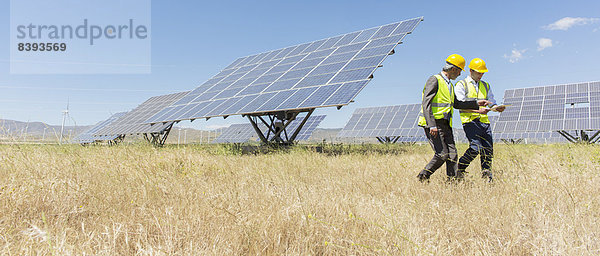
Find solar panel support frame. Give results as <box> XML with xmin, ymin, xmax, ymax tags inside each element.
<box><xmin>376</xmin><ymin>136</ymin><xmax>401</xmax><ymax>144</ymax></box>
<box><xmin>557</xmin><ymin>130</ymin><xmax>600</xmax><ymax>144</ymax></box>
<box><xmin>142</xmin><ymin>122</ymin><xmax>174</xmax><ymax>147</ymax></box>
<box><xmin>78</xmin><ymin>134</ymin><xmax>125</xmax><ymax>146</ymax></box>
<box><xmin>108</xmin><ymin>134</ymin><xmax>126</xmax><ymax>146</ymax></box>
<box><xmin>245</xmin><ymin>108</ymin><xmax>315</xmax><ymax>145</ymax></box>
<box><xmin>500</xmin><ymin>138</ymin><xmax>524</xmax><ymax>144</ymax></box>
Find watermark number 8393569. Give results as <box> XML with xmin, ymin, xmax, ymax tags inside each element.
<box><xmin>18</xmin><ymin>43</ymin><xmax>67</xmax><ymax>52</ymax></box>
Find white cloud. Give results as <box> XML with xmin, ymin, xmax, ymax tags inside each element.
<box><xmin>537</xmin><ymin>38</ymin><xmax>553</xmax><ymax>51</ymax></box>
<box><xmin>503</xmin><ymin>49</ymin><xmax>527</xmax><ymax>63</ymax></box>
<box><xmin>543</xmin><ymin>17</ymin><xmax>599</xmax><ymax>30</ymax></box>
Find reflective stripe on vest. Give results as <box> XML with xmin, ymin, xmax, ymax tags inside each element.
<box><xmin>459</xmin><ymin>79</ymin><xmax>490</xmax><ymax>124</ymax></box>
<box><xmin>431</xmin><ymin>103</ymin><xmax>452</xmax><ymax>108</ymax></box>
<box><xmin>418</xmin><ymin>74</ymin><xmax>454</xmax><ymax>127</ymax></box>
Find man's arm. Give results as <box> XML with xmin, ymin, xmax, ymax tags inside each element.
<box><xmin>453</xmin><ymin>94</ymin><xmax>480</xmax><ymax>110</ymax></box>
<box><xmin>454</xmin><ymin>80</ymin><xmax>479</xmax><ymax>113</ymax></box>
<box><xmin>422</xmin><ymin>76</ymin><xmax>438</xmax><ymax>128</ymax></box>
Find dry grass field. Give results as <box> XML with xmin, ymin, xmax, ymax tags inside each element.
<box><xmin>1</xmin><ymin>143</ymin><xmax>599</xmax><ymax>255</ymax></box>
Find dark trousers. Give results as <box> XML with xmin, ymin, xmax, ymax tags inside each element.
<box><xmin>422</xmin><ymin>119</ymin><xmax>458</xmax><ymax>177</ymax></box>
<box><xmin>458</xmin><ymin>119</ymin><xmax>493</xmax><ymax>171</ymax></box>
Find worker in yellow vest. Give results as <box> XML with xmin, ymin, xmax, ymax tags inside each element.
<box><xmin>417</xmin><ymin>54</ymin><xmax>490</xmax><ymax>182</ymax></box>
<box><xmin>455</xmin><ymin>58</ymin><xmax>504</xmax><ymax>181</ymax></box>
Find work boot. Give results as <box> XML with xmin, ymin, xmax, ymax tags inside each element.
<box><xmin>446</xmin><ymin>175</ymin><xmax>457</xmax><ymax>184</ymax></box>
<box><xmin>456</xmin><ymin>170</ymin><xmax>466</xmax><ymax>180</ymax></box>
<box><xmin>482</xmin><ymin>170</ymin><xmax>493</xmax><ymax>182</ymax></box>
<box><xmin>417</xmin><ymin>170</ymin><xmax>430</xmax><ymax>182</ymax></box>
<box><xmin>446</xmin><ymin>174</ymin><xmax>465</xmax><ymax>184</ymax></box>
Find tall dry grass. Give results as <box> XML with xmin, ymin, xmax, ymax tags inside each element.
<box><xmin>0</xmin><ymin>143</ymin><xmax>599</xmax><ymax>255</ymax></box>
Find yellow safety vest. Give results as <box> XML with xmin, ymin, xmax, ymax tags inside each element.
<box><xmin>418</xmin><ymin>74</ymin><xmax>454</xmax><ymax>127</ymax></box>
<box><xmin>457</xmin><ymin>79</ymin><xmax>490</xmax><ymax>124</ymax></box>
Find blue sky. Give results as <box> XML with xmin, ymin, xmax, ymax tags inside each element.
<box><xmin>1</xmin><ymin>0</ymin><xmax>600</xmax><ymax>129</ymax></box>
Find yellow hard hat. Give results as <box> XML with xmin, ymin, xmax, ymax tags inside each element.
<box><xmin>446</xmin><ymin>54</ymin><xmax>466</xmax><ymax>71</ymax></box>
<box><xmin>469</xmin><ymin>58</ymin><xmax>488</xmax><ymax>73</ymax></box>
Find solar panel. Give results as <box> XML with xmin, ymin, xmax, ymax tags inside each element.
<box><xmin>338</xmin><ymin>103</ymin><xmax>422</xmax><ymax>139</ymax></box>
<box><xmin>284</xmin><ymin>115</ymin><xmax>326</xmax><ymax>141</ymax></box>
<box><xmin>72</xmin><ymin>112</ymin><xmax>127</xmax><ymax>144</ymax></box>
<box><xmin>212</xmin><ymin>123</ymin><xmax>256</xmax><ymax>143</ymax></box>
<box><xmin>493</xmin><ymin>131</ymin><xmax>565</xmax><ymax>143</ymax></box>
<box><xmin>453</xmin><ymin>127</ymin><xmax>468</xmax><ymax>143</ymax></box>
<box><xmin>212</xmin><ymin>115</ymin><xmax>326</xmax><ymax>143</ymax></box>
<box><xmin>145</xmin><ymin>17</ymin><xmax>423</xmax><ymax>124</ymax></box>
<box><xmin>339</xmin><ymin>104</ymin><xmax>502</xmax><ymax>143</ymax></box>
<box><xmin>493</xmin><ymin>81</ymin><xmax>600</xmax><ymax>134</ymax></box>
<box><xmin>95</xmin><ymin>91</ymin><xmax>189</xmax><ymax>136</ymax></box>
<box><xmin>396</xmin><ymin>136</ymin><xmax>427</xmax><ymax>143</ymax></box>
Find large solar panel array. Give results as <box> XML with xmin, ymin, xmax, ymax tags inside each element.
<box><xmin>145</xmin><ymin>17</ymin><xmax>423</xmax><ymax>124</ymax></box>
<box><xmin>96</xmin><ymin>91</ymin><xmax>189</xmax><ymax>136</ymax></box>
<box><xmin>213</xmin><ymin>114</ymin><xmax>326</xmax><ymax>143</ymax></box>
<box><xmin>72</xmin><ymin>112</ymin><xmax>127</xmax><ymax>144</ymax></box>
<box><xmin>493</xmin><ymin>81</ymin><xmax>600</xmax><ymax>134</ymax></box>
<box><xmin>338</xmin><ymin>104</ymin><xmax>421</xmax><ymax>138</ymax></box>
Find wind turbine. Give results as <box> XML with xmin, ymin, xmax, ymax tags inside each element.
<box><xmin>59</xmin><ymin>100</ymin><xmax>69</xmax><ymax>144</ymax></box>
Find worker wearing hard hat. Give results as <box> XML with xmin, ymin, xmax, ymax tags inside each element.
<box><xmin>417</xmin><ymin>54</ymin><xmax>490</xmax><ymax>182</ymax></box>
<box><xmin>455</xmin><ymin>58</ymin><xmax>504</xmax><ymax>182</ymax></box>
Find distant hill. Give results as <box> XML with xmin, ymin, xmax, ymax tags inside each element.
<box><xmin>0</xmin><ymin>119</ymin><xmax>90</xmax><ymax>142</ymax></box>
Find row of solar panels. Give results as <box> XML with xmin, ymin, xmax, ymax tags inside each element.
<box><xmin>74</xmin><ymin>79</ymin><xmax>600</xmax><ymax>144</ymax></box>
<box><xmin>71</xmin><ymin>112</ymin><xmax>127</xmax><ymax>144</ymax></box>
<box><xmin>71</xmin><ymin>92</ymin><xmax>190</xmax><ymax>144</ymax></box>
<box><xmin>336</xmin><ymin>80</ymin><xmax>600</xmax><ymax>144</ymax></box>
<box><xmin>337</xmin><ymin>103</ymin><xmax>470</xmax><ymax>143</ymax></box>
<box><xmin>336</xmin><ymin>107</ymin><xmax>567</xmax><ymax>144</ymax></box>
<box><xmin>73</xmin><ymin>111</ymin><xmax>327</xmax><ymax>144</ymax></box>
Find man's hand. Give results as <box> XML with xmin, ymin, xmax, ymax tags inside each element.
<box><xmin>429</xmin><ymin>127</ymin><xmax>438</xmax><ymax>137</ymax></box>
<box><xmin>476</xmin><ymin>108</ymin><xmax>491</xmax><ymax>114</ymax></box>
<box><xmin>495</xmin><ymin>105</ymin><xmax>506</xmax><ymax>112</ymax></box>
<box><xmin>477</xmin><ymin>100</ymin><xmax>491</xmax><ymax>106</ymax></box>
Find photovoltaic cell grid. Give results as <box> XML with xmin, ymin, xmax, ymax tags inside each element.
<box><xmin>212</xmin><ymin>123</ymin><xmax>256</xmax><ymax>143</ymax></box>
<box><xmin>396</xmin><ymin>136</ymin><xmax>427</xmax><ymax>143</ymax></box>
<box><xmin>489</xmin><ymin>111</ymin><xmax>566</xmax><ymax>143</ymax></box>
<box><xmin>494</xmin><ymin>131</ymin><xmax>565</xmax><ymax>143</ymax></box>
<box><xmin>390</xmin><ymin>126</ymin><xmax>472</xmax><ymax>144</ymax></box>
<box><xmin>453</xmin><ymin>127</ymin><xmax>468</xmax><ymax>144</ymax></box>
<box><xmin>145</xmin><ymin>17</ymin><xmax>423</xmax><ymax>124</ymax></box>
<box><xmin>286</xmin><ymin>115</ymin><xmax>326</xmax><ymax>140</ymax></box>
<box><xmin>95</xmin><ymin>91</ymin><xmax>189</xmax><ymax>136</ymax></box>
<box><xmin>72</xmin><ymin>112</ymin><xmax>127</xmax><ymax>144</ymax></box>
<box><xmin>493</xmin><ymin>81</ymin><xmax>600</xmax><ymax>133</ymax></box>
<box><xmin>338</xmin><ymin>104</ymin><xmax>422</xmax><ymax>138</ymax></box>
<box><xmin>338</xmin><ymin>104</ymin><xmax>499</xmax><ymax>144</ymax></box>
<box><xmin>212</xmin><ymin>115</ymin><xmax>326</xmax><ymax>143</ymax></box>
